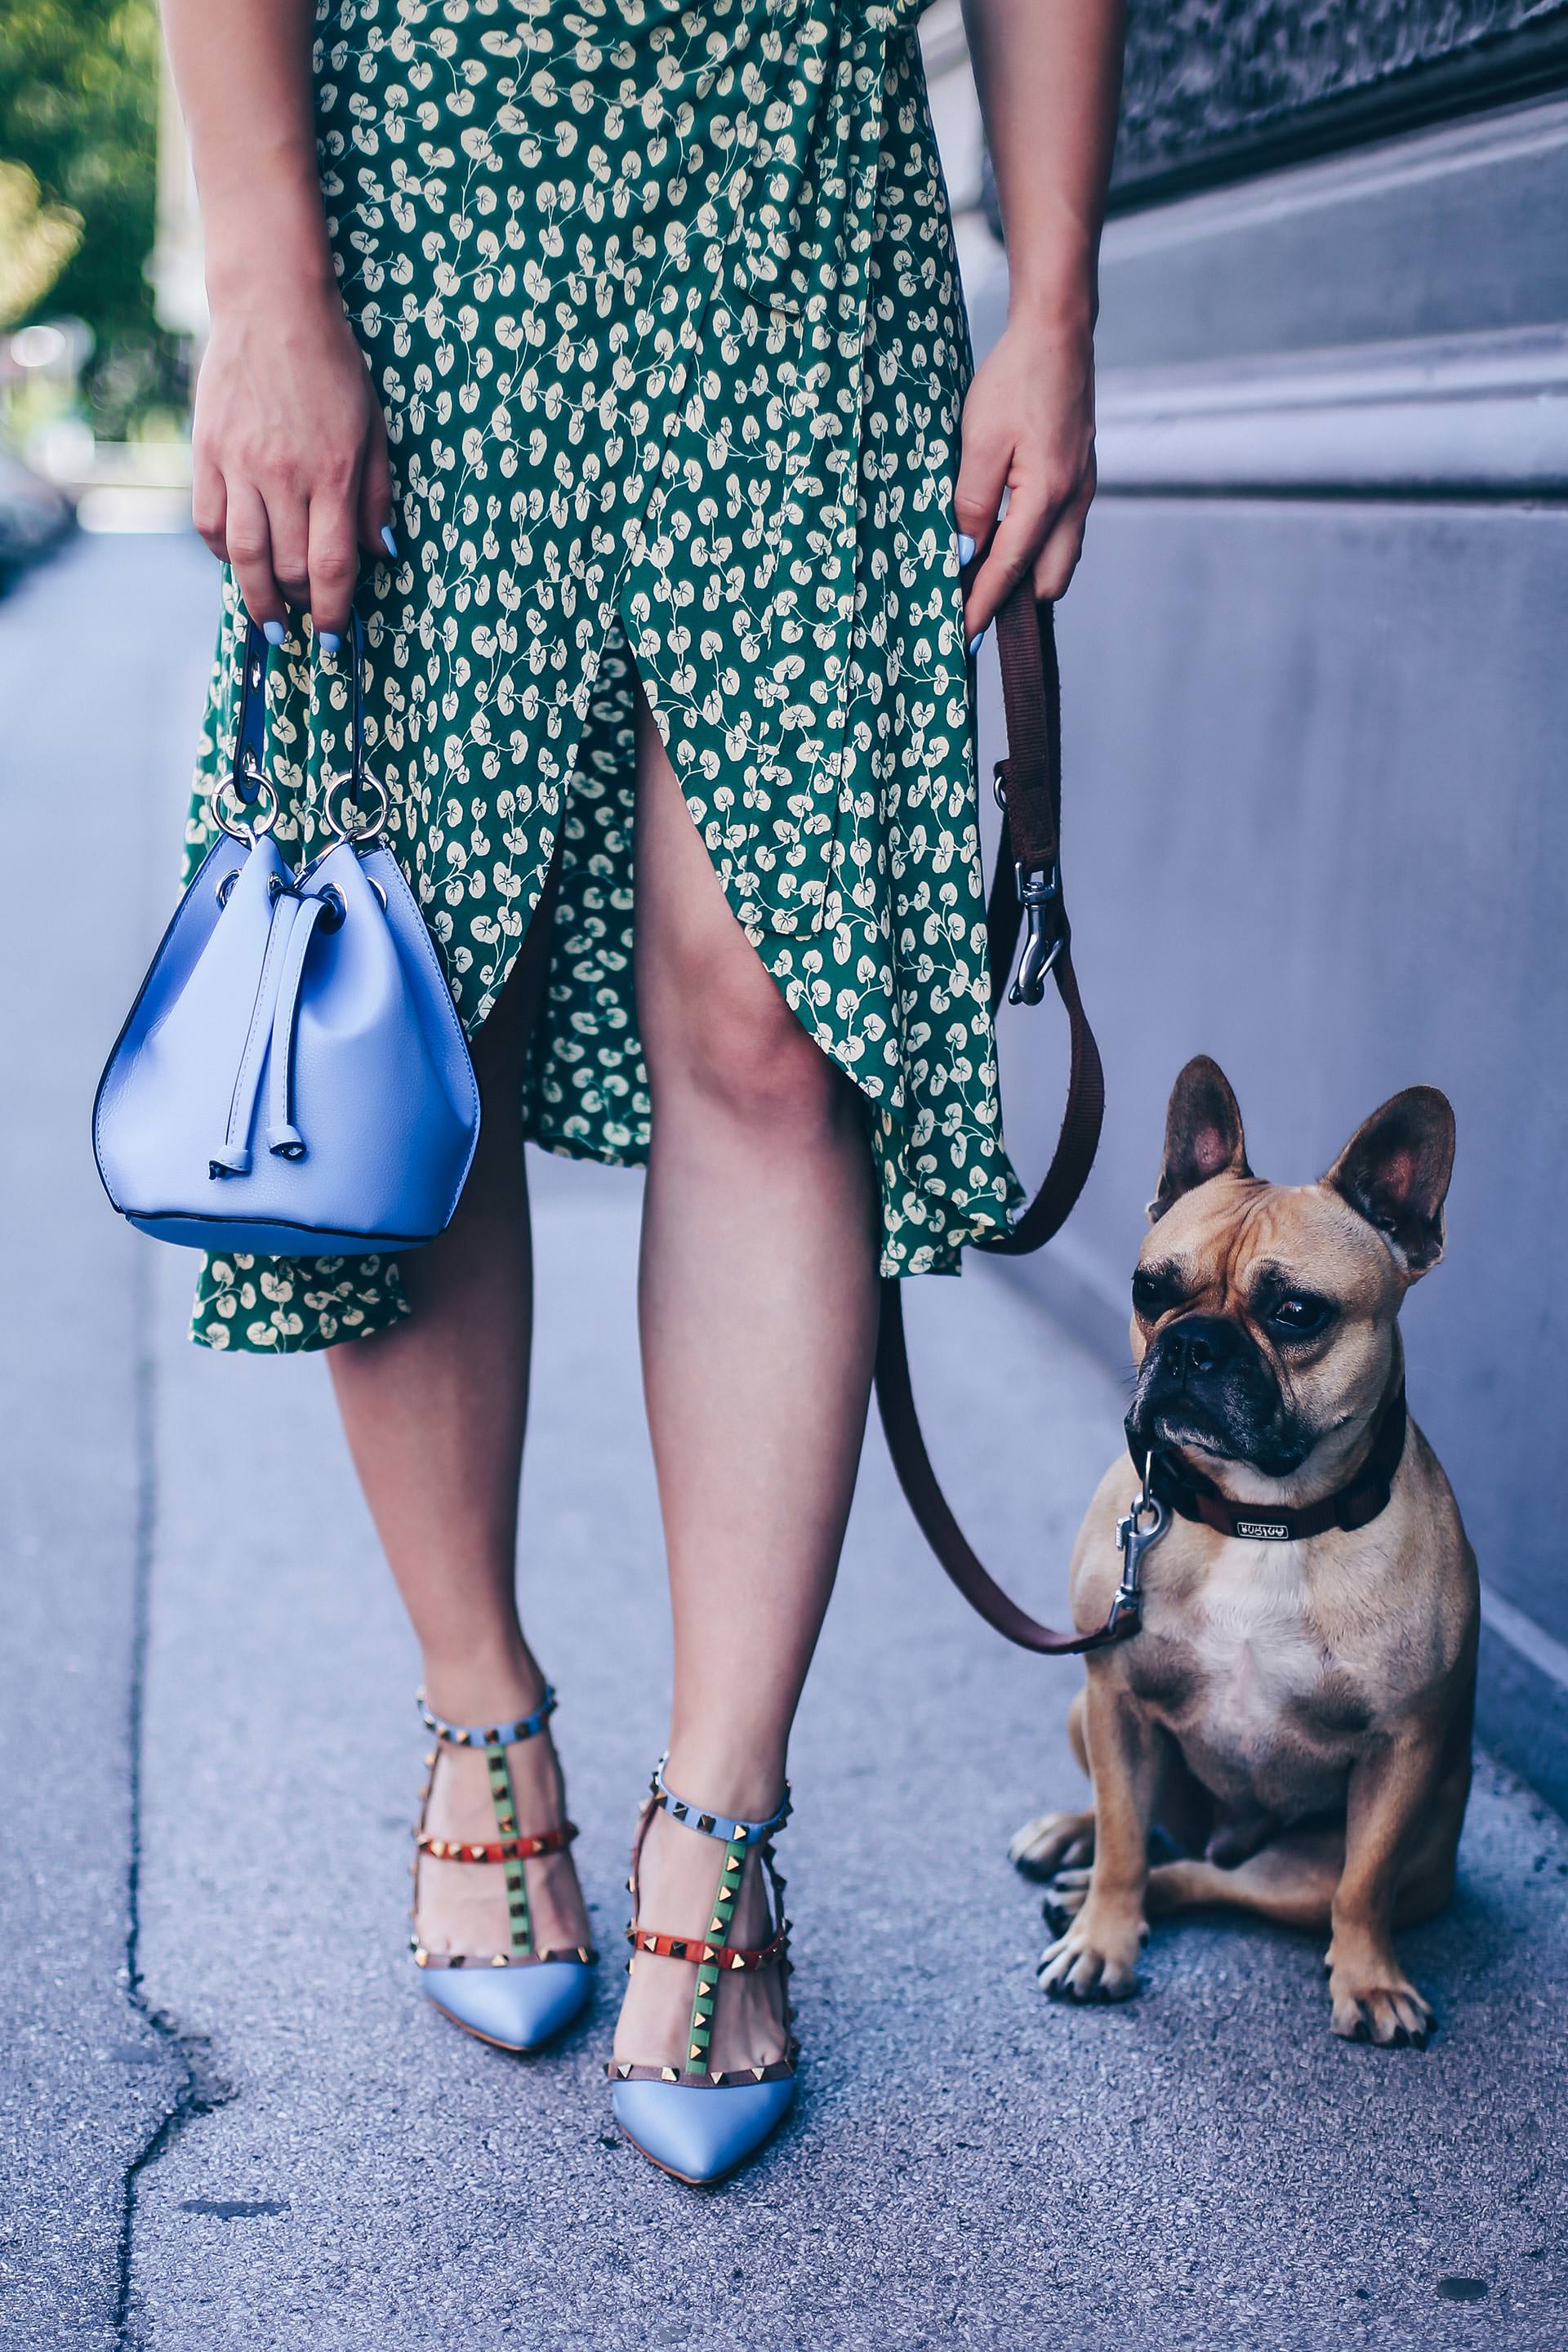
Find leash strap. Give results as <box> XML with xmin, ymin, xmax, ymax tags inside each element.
<box><xmin>873</xmin><ymin>586</ymin><xmax>1118</xmax><ymax>1656</ymax></box>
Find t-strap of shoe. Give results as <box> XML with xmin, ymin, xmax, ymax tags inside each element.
<box><xmin>411</xmin><ymin>1685</ymin><xmax>595</xmax><ymax>2054</ymax></box>
<box><xmin>608</xmin><ymin>1760</ymin><xmax>798</xmax><ymax>2185</ymax></box>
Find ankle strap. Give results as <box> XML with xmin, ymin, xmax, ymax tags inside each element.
<box><xmin>417</xmin><ymin>1686</ymin><xmax>556</xmax><ymax>1747</ymax></box>
<box><xmin>648</xmin><ymin>1757</ymin><xmax>791</xmax><ymax>1845</ymax></box>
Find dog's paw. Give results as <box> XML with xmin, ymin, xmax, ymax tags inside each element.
<box><xmin>1036</xmin><ymin>1909</ymin><xmax>1146</xmax><ymax>2002</ymax></box>
<box><xmin>1040</xmin><ymin>1864</ymin><xmax>1092</xmax><ymax>1937</ymax></box>
<box><xmin>1009</xmin><ymin>1808</ymin><xmax>1094</xmax><ymax>1880</ymax></box>
<box><xmin>1326</xmin><ymin>1947</ymin><xmax>1434</xmax><ymax>2049</ymax></box>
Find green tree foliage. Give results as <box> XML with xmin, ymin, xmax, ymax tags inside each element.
<box><xmin>0</xmin><ymin>159</ymin><xmax>82</xmax><ymax>328</ymax></box>
<box><xmin>0</xmin><ymin>0</ymin><xmax>176</xmax><ymax>423</ymax></box>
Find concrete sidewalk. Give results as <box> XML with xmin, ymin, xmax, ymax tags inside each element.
<box><xmin>3</xmin><ymin>535</ymin><xmax>1567</xmax><ymax>2352</ymax></box>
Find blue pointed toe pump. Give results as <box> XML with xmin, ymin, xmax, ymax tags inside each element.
<box><xmin>609</xmin><ymin>1762</ymin><xmax>796</xmax><ymax>2185</ymax></box>
<box><xmin>411</xmin><ymin>1686</ymin><xmax>595</xmax><ymax>2054</ymax></box>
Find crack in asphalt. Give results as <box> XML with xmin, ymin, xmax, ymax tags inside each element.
<box><xmin>112</xmin><ymin>1249</ymin><xmax>235</xmax><ymax>2349</ymax></box>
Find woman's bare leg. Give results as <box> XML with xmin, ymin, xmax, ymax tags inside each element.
<box><xmin>327</xmin><ymin>876</ymin><xmax>589</xmax><ymax>1959</ymax></box>
<box><xmin>613</xmin><ymin>690</ymin><xmax>881</xmax><ymax>2074</ymax></box>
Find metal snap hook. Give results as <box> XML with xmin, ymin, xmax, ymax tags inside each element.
<box><xmin>1007</xmin><ymin>862</ymin><xmax>1064</xmax><ymax>1005</ymax></box>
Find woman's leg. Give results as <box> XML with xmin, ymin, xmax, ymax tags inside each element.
<box><xmin>327</xmin><ymin>874</ymin><xmax>589</xmax><ymax>1959</ymax></box>
<box><xmin>614</xmin><ymin>690</ymin><xmax>882</xmax><ymax>2074</ymax></box>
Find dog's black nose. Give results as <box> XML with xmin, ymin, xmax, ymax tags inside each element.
<box><xmin>1158</xmin><ymin>1314</ymin><xmax>1241</xmax><ymax>1384</ymax></box>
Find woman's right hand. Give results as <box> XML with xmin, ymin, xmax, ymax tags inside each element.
<box><xmin>190</xmin><ymin>288</ymin><xmax>394</xmax><ymax>650</ymax></box>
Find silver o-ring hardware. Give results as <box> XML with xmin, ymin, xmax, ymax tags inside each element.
<box><xmin>215</xmin><ymin>867</ymin><xmax>242</xmax><ymax>907</ymax></box>
<box><xmin>323</xmin><ymin>766</ymin><xmax>389</xmax><ymax>844</ymax></box>
<box><xmin>312</xmin><ymin>884</ymin><xmax>347</xmax><ymax>933</ymax></box>
<box><xmin>212</xmin><ymin>773</ymin><xmax>279</xmax><ymax>845</ymax></box>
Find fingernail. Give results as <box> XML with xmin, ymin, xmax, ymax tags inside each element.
<box><xmin>381</xmin><ymin>524</ymin><xmax>399</xmax><ymax>559</ymax></box>
<box><xmin>262</xmin><ymin>619</ymin><xmax>286</xmax><ymax>646</ymax></box>
<box><xmin>957</xmin><ymin>532</ymin><xmax>976</xmax><ymax>567</ymax></box>
<box><xmin>968</xmin><ymin>630</ymin><xmax>987</xmax><ymax>659</ymax></box>
<box><xmin>318</xmin><ymin>630</ymin><xmax>342</xmax><ymax>656</ymax></box>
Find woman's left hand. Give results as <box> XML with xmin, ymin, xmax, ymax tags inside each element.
<box><xmin>955</xmin><ymin>312</ymin><xmax>1097</xmax><ymax>644</ymax></box>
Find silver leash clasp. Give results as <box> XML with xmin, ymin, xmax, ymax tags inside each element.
<box><xmin>1108</xmin><ymin>1452</ymin><xmax>1168</xmax><ymax>1636</ymax></box>
<box><xmin>1008</xmin><ymin>860</ymin><xmax>1064</xmax><ymax>1005</ymax></box>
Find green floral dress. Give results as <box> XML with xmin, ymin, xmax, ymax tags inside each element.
<box><xmin>187</xmin><ymin>0</ymin><xmax>1020</xmax><ymax>1353</ymax></box>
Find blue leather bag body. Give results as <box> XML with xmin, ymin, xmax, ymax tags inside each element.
<box><xmin>94</xmin><ymin>612</ymin><xmax>480</xmax><ymax>1255</ymax></box>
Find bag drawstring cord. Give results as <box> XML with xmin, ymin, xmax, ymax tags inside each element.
<box><xmin>208</xmin><ymin>884</ymin><xmax>335</xmax><ymax>1179</ymax></box>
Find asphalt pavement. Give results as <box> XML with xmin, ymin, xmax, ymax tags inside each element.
<box><xmin>3</xmin><ymin>532</ymin><xmax>1567</xmax><ymax>2352</ymax></box>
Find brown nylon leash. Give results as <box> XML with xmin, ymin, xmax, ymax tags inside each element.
<box><xmin>873</xmin><ymin>584</ymin><xmax>1120</xmax><ymax>1655</ymax></box>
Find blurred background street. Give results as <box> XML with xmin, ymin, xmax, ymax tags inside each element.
<box><xmin>3</xmin><ymin>2</ymin><xmax>1568</xmax><ymax>2348</ymax></box>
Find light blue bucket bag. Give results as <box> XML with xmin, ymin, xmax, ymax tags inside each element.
<box><xmin>93</xmin><ymin>610</ymin><xmax>480</xmax><ymax>1256</ymax></box>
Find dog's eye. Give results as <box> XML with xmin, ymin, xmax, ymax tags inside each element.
<box><xmin>1269</xmin><ymin>1294</ymin><xmax>1334</xmax><ymax>1338</ymax></box>
<box><xmin>1132</xmin><ymin>1269</ymin><xmax>1183</xmax><ymax>1319</ymax></box>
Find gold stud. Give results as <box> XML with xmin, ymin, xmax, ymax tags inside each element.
<box><xmin>731</xmin><ymin>1953</ymin><xmax>746</xmax><ymax>1970</ymax></box>
<box><xmin>413</xmin><ymin>1947</ymin><xmax>429</xmax><ymax>1967</ymax></box>
<box><xmin>689</xmin><ymin>2044</ymin><xmax>705</xmax><ymax>2062</ymax></box>
<box><xmin>710</xmin><ymin>1916</ymin><xmax>726</xmax><ymax>1935</ymax></box>
<box><xmin>752</xmin><ymin>2065</ymin><xmax>766</xmax><ymax>2081</ymax></box>
<box><xmin>662</xmin><ymin>2066</ymin><xmax>678</xmax><ymax>2083</ymax></box>
<box><xmin>644</xmin><ymin>1935</ymin><xmax>658</xmax><ymax>1953</ymax></box>
<box><xmin>617</xmin><ymin>2062</ymin><xmax>632</xmax><ymax>2078</ymax></box>
<box><xmin>492</xmin><ymin>1953</ymin><xmax>508</xmax><ymax>1967</ymax></box>
<box><xmin>423</xmin><ymin>1750</ymin><xmax>437</xmax><ymax>1768</ymax></box>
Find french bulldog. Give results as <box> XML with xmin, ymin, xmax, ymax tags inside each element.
<box><xmin>1010</xmin><ymin>1056</ymin><xmax>1476</xmax><ymax>2047</ymax></box>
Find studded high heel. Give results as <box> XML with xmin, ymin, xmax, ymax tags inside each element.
<box><xmin>608</xmin><ymin>1762</ymin><xmax>796</xmax><ymax>2185</ymax></box>
<box><xmin>411</xmin><ymin>1686</ymin><xmax>595</xmax><ymax>2053</ymax></box>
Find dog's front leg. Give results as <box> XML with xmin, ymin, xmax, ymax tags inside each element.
<box><xmin>1037</xmin><ymin>1669</ymin><xmax>1155</xmax><ymax>2002</ymax></box>
<box><xmin>1327</xmin><ymin>1726</ymin><xmax>1445</xmax><ymax>2047</ymax></box>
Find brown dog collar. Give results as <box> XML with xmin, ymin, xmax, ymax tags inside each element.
<box><xmin>1133</xmin><ymin>1385</ymin><xmax>1408</xmax><ymax>1544</ymax></box>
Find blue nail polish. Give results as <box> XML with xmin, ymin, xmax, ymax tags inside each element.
<box><xmin>381</xmin><ymin>524</ymin><xmax>399</xmax><ymax>559</ymax></box>
<box><xmin>967</xmin><ymin>632</ymin><xmax>985</xmax><ymax>659</ymax></box>
<box><xmin>957</xmin><ymin>532</ymin><xmax>976</xmax><ymax>567</ymax></box>
<box><xmin>262</xmin><ymin>619</ymin><xmax>286</xmax><ymax>647</ymax></box>
<box><xmin>318</xmin><ymin>630</ymin><xmax>342</xmax><ymax>656</ymax></box>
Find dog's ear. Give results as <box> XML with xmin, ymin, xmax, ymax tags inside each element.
<box><xmin>1323</xmin><ymin>1087</ymin><xmax>1455</xmax><ymax>1276</ymax></box>
<box><xmin>1149</xmin><ymin>1056</ymin><xmax>1251</xmax><ymax>1223</ymax></box>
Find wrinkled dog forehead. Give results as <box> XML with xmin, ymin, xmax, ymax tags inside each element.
<box><xmin>1138</xmin><ymin>1178</ymin><xmax>1402</xmax><ymax>1308</ymax></box>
